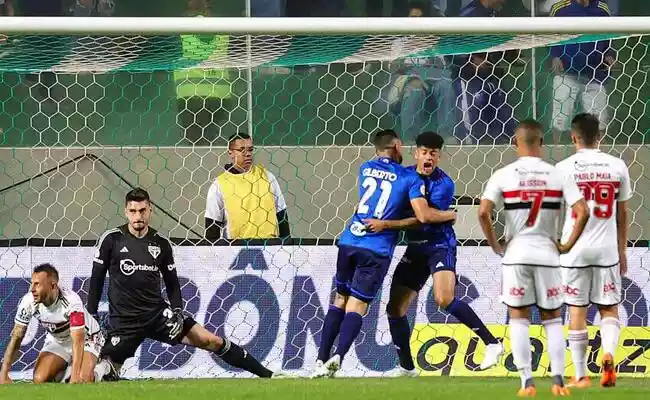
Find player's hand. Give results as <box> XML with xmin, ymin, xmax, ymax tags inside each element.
<box><xmin>492</xmin><ymin>245</ymin><xmax>504</xmax><ymax>257</ymax></box>
<box><xmin>362</xmin><ymin>219</ymin><xmax>386</xmax><ymax>233</ymax></box>
<box><xmin>165</xmin><ymin>308</ymin><xmax>184</xmax><ymax>340</ymax></box>
<box><xmin>556</xmin><ymin>241</ymin><xmax>571</xmax><ymax>254</ymax></box>
<box><xmin>0</xmin><ymin>375</ymin><xmax>12</xmax><ymax>384</ymax></box>
<box><xmin>604</xmin><ymin>55</ymin><xmax>616</xmax><ymax>69</ymax></box>
<box><xmin>619</xmin><ymin>252</ymin><xmax>628</xmax><ymax>276</ymax></box>
<box><xmin>551</xmin><ymin>57</ymin><xmax>564</xmax><ymax>74</ymax></box>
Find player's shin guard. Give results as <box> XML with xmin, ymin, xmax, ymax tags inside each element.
<box><xmin>388</xmin><ymin>316</ymin><xmax>415</xmax><ymax>371</ymax></box>
<box><xmin>317</xmin><ymin>305</ymin><xmax>345</xmax><ymax>362</ymax></box>
<box><xmin>445</xmin><ymin>298</ymin><xmax>498</xmax><ymax>345</ymax></box>
<box><xmin>334</xmin><ymin>312</ymin><xmax>363</xmax><ymax>360</ymax></box>
<box><xmin>217</xmin><ymin>338</ymin><xmax>273</xmax><ymax>378</ymax></box>
<box><xmin>600</xmin><ymin>317</ymin><xmax>621</xmax><ymax>357</ymax></box>
<box><xmin>542</xmin><ymin>317</ymin><xmax>566</xmax><ymax>386</ymax></box>
<box><xmin>568</xmin><ymin>329</ymin><xmax>589</xmax><ymax>380</ymax></box>
<box><xmin>509</xmin><ymin>318</ymin><xmax>533</xmax><ymax>388</ymax></box>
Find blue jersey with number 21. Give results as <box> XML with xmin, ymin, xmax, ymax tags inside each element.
<box><xmin>339</xmin><ymin>157</ymin><xmax>425</xmax><ymax>258</ymax></box>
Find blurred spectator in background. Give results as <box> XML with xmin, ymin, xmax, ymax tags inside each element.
<box><xmin>251</xmin><ymin>0</ymin><xmax>284</xmax><ymax>17</ymax></box>
<box><xmin>453</xmin><ymin>0</ymin><xmax>517</xmax><ymax>144</ymax></box>
<box><xmin>205</xmin><ymin>133</ymin><xmax>290</xmax><ymax>241</ymax></box>
<box><xmin>0</xmin><ymin>0</ymin><xmax>14</xmax><ymax>15</ymax></box>
<box><xmin>388</xmin><ymin>1</ymin><xmax>455</xmax><ymax>143</ymax></box>
<box><xmin>550</xmin><ymin>0</ymin><xmax>614</xmax><ymax>137</ymax></box>
<box><xmin>175</xmin><ymin>0</ymin><xmax>233</xmax><ymax>145</ymax></box>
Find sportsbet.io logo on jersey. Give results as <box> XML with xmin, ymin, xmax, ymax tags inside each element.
<box><xmin>119</xmin><ymin>259</ymin><xmax>158</xmax><ymax>276</ymax></box>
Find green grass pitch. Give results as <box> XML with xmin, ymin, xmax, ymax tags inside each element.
<box><xmin>1</xmin><ymin>377</ymin><xmax>648</xmax><ymax>400</ymax></box>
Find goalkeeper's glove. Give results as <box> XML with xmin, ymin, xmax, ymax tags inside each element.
<box><xmin>165</xmin><ymin>308</ymin><xmax>185</xmax><ymax>340</ymax></box>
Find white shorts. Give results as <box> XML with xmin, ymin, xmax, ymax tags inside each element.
<box><xmin>501</xmin><ymin>265</ymin><xmax>563</xmax><ymax>310</ymax></box>
<box><xmin>562</xmin><ymin>265</ymin><xmax>621</xmax><ymax>307</ymax></box>
<box><xmin>41</xmin><ymin>331</ymin><xmax>104</xmax><ymax>364</ymax></box>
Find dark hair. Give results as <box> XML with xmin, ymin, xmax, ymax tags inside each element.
<box><xmin>516</xmin><ymin>119</ymin><xmax>544</xmax><ymax>146</ymax></box>
<box><xmin>415</xmin><ymin>131</ymin><xmax>444</xmax><ymax>150</ymax></box>
<box><xmin>571</xmin><ymin>113</ymin><xmax>601</xmax><ymax>146</ymax></box>
<box><xmin>33</xmin><ymin>263</ymin><xmax>59</xmax><ymax>281</ymax></box>
<box><xmin>408</xmin><ymin>1</ymin><xmax>431</xmax><ymax>16</ymax></box>
<box><xmin>125</xmin><ymin>188</ymin><xmax>151</xmax><ymax>205</ymax></box>
<box><xmin>228</xmin><ymin>132</ymin><xmax>251</xmax><ymax>148</ymax></box>
<box><xmin>372</xmin><ymin>129</ymin><xmax>400</xmax><ymax>151</ymax></box>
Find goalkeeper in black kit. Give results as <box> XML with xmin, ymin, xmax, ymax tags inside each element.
<box><xmin>89</xmin><ymin>188</ymin><xmax>281</xmax><ymax>380</ymax></box>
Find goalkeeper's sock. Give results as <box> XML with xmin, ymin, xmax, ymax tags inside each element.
<box><xmin>510</xmin><ymin>318</ymin><xmax>533</xmax><ymax>388</ymax></box>
<box><xmin>600</xmin><ymin>317</ymin><xmax>621</xmax><ymax>357</ymax></box>
<box><xmin>388</xmin><ymin>315</ymin><xmax>415</xmax><ymax>370</ymax></box>
<box><xmin>334</xmin><ymin>312</ymin><xmax>363</xmax><ymax>360</ymax></box>
<box><xmin>543</xmin><ymin>317</ymin><xmax>566</xmax><ymax>385</ymax></box>
<box><xmin>317</xmin><ymin>305</ymin><xmax>345</xmax><ymax>362</ymax></box>
<box><xmin>445</xmin><ymin>298</ymin><xmax>499</xmax><ymax>345</ymax></box>
<box><xmin>217</xmin><ymin>339</ymin><xmax>273</xmax><ymax>378</ymax></box>
<box><xmin>568</xmin><ymin>329</ymin><xmax>589</xmax><ymax>380</ymax></box>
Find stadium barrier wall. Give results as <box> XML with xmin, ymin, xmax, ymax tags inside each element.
<box><xmin>1</xmin><ymin>145</ymin><xmax>648</xmax><ymax>241</ymax></box>
<box><xmin>1</xmin><ymin>245</ymin><xmax>649</xmax><ymax>379</ymax></box>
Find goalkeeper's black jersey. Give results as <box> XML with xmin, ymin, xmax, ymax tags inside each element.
<box><xmin>87</xmin><ymin>224</ymin><xmax>182</xmax><ymax>323</ymax></box>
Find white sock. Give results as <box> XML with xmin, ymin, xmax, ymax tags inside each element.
<box><xmin>543</xmin><ymin>317</ymin><xmax>565</xmax><ymax>381</ymax></box>
<box><xmin>94</xmin><ymin>360</ymin><xmax>110</xmax><ymax>382</ymax></box>
<box><xmin>509</xmin><ymin>318</ymin><xmax>532</xmax><ymax>388</ymax></box>
<box><xmin>600</xmin><ymin>317</ymin><xmax>621</xmax><ymax>357</ymax></box>
<box><xmin>568</xmin><ymin>329</ymin><xmax>588</xmax><ymax>379</ymax></box>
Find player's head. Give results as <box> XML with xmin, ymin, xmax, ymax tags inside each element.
<box><xmin>513</xmin><ymin>119</ymin><xmax>544</xmax><ymax>155</ymax></box>
<box><xmin>228</xmin><ymin>133</ymin><xmax>253</xmax><ymax>172</ymax></box>
<box><xmin>187</xmin><ymin>0</ymin><xmax>209</xmax><ymax>14</ymax></box>
<box><xmin>570</xmin><ymin>113</ymin><xmax>601</xmax><ymax>149</ymax></box>
<box><xmin>125</xmin><ymin>187</ymin><xmax>152</xmax><ymax>232</ymax></box>
<box><xmin>31</xmin><ymin>263</ymin><xmax>59</xmax><ymax>305</ymax></box>
<box><xmin>482</xmin><ymin>0</ymin><xmax>505</xmax><ymax>10</ymax></box>
<box><xmin>373</xmin><ymin>129</ymin><xmax>403</xmax><ymax>164</ymax></box>
<box><xmin>414</xmin><ymin>131</ymin><xmax>443</xmax><ymax>176</ymax></box>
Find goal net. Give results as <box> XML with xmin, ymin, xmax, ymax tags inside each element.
<box><xmin>0</xmin><ymin>17</ymin><xmax>649</xmax><ymax>379</ymax></box>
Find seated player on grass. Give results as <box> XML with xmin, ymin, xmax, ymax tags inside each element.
<box><xmin>1</xmin><ymin>263</ymin><xmax>103</xmax><ymax>384</ymax></box>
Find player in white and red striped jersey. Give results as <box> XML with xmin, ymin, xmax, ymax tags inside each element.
<box><xmin>0</xmin><ymin>264</ymin><xmax>103</xmax><ymax>384</ymax></box>
<box><xmin>556</xmin><ymin>113</ymin><xmax>632</xmax><ymax>389</ymax></box>
<box><xmin>478</xmin><ymin>120</ymin><xmax>589</xmax><ymax>397</ymax></box>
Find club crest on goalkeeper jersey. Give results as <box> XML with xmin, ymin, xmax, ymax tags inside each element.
<box><xmin>405</xmin><ymin>166</ymin><xmax>457</xmax><ymax>249</ymax></box>
<box><xmin>338</xmin><ymin>157</ymin><xmax>425</xmax><ymax>258</ymax></box>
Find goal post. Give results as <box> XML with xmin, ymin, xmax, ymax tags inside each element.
<box><xmin>1</xmin><ymin>18</ymin><xmax>650</xmax><ymax>379</ymax></box>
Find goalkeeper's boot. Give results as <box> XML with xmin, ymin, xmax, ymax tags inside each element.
<box><xmin>567</xmin><ymin>376</ymin><xmax>591</xmax><ymax>389</ymax></box>
<box><xmin>395</xmin><ymin>366</ymin><xmax>418</xmax><ymax>377</ymax></box>
<box><xmin>600</xmin><ymin>352</ymin><xmax>616</xmax><ymax>388</ymax></box>
<box><xmin>310</xmin><ymin>360</ymin><xmax>330</xmax><ymax>379</ymax></box>
<box><xmin>479</xmin><ymin>342</ymin><xmax>504</xmax><ymax>370</ymax></box>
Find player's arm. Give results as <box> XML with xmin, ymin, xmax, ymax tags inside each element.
<box><xmin>87</xmin><ymin>231</ymin><xmax>113</xmax><ymax>317</ymax></box>
<box><xmin>159</xmin><ymin>237</ymin><xmax>185</xmax><ymax>340</ymax></box>
<box><xmin>617</xmin><ymin>164</ymin><xmax>632</xmax><ymax>275</ymax></box>
<box><xmin>478</xmin><ymin>172</ymin><xmax>504</xmax><ymax>256</ymax></box>
<box><xmin>267</xmin><ymin>170</ymin><xmax>291</xmax><ymax>239</ymax></box>
<box><xmin>205</xmin><ymin>181</ymin><xmax>225</xmax><ymax>242</ymax></box>
<box><xmin>558</xmin><ymin>170</ymin><xmax>589</xmax><ymax>254</ymax></box>
<box><xmin>0</xmin><ymin>324</ymin><xmax>26</xmax><ymax>384</ymax></box>
<box><xmin>410</xmin><ymin>198</ymin><xmax>456</xmax><ymax>224</ymax></box>
<box><xmin>363</xmin><ymin>216</ymin><xmax>420</xmax><ymax>233</ymax></box>
<box><xmin>68</xmin><ymin>309</ymin><xmax>86</xmax><ymax>383</ymax></box>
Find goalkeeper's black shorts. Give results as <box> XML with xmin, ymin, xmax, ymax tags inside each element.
<box><xmin>100</xmin><ymin>307</ymin><xmax>196</xmax><ymax>364</ymax></box>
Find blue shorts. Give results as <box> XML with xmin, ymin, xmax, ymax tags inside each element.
<box><xmin>335</xmin><ymin>245</ymin><xmax>391</xmax><ymax>303</ymax></box>
<box><xmin>392</xmin><ymin>245</ymin><xmax>457</xmax><ymax>292</ymax></box>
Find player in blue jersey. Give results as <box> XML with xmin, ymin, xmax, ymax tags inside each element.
<box><xmin>363</xmin><ymin>131</ymin><xmax>504</xmax><ymax>375</ymax></box>
<box><xmin>312</xmin><ymin>129</ymin><xmax>457</xmax><ymax>378</ymax></box>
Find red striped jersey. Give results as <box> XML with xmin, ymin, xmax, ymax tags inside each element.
<box><xmin>481</xmin><ymin>156</ymin><xmax>583</xmax><ymax>266</ymax></box>
<box><xmin>556</xmin><ymin>149</ymin><xmax>632</xmax><ymax>267</ymax></box>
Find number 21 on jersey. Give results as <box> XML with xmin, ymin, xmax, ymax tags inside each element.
<box><xmin>358</xmin><ymin>177</ymin><xmax>393</xmax><ymax>218</ymax></box>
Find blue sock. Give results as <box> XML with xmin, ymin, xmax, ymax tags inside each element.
<box><xmin>334</xmin><ymin>312</ymin><xmax>363</xmax><ymax>360</ymax></box>
<box><xmin>317</xmin><ymin>305</ymin><xmax>345</xmax><ymax>362</ymax></box>
<box><xmin>388</xmin><ymin>316</ymin><xmax>415</xmax><ymax>370</ymax></box>
<box><xmin>445</xmin><ymin>298</ymin><xmax>498</xmax><ymax>345</ymax></box>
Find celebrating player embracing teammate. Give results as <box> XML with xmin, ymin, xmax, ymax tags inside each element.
<box><xmin>89</xmin><ymin>188</ymin><xmax>282</xmax><ymax>381</ymax></box>
<box><xmin>478</xmin><ymin>120</ymin><xmax>589</xmax><ymax>396</ymax></box>
<box><xmin>556</xmin><ymin>113</ymin><xmax>632</xmax><ymax>388</ymax></box>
